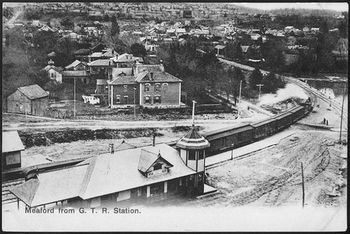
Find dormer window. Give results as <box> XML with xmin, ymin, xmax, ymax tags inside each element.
<box><xmin>138</xmin><ymin>149</ymin><xmax>173</xmax><ymax>178</ymax></box>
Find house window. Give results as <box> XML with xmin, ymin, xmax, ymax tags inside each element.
<box><xmin>198</xmin><ymin>150</ymin><xmax>204</xmax><ymax>160</ymax></box>
<box><xmin>116</xmin><ymin>95</ymin><xmax>120</xmax><ymax>103</ymax></box>
<box><xmin>144</xmin><ymin>96</ymin><xmax>151</xmax><ymax>104</ymax></box>
<box><xmin>124</xmin><ymin>96</ymin><xmax>128</xmax><ymax>103</ymax></box>
<box><xmin>154</xmin><ymin>163</ymin><xmax>162</xmax><ymax>171</ymax></box>
<box><xmin>123</xmin><ymin>85</ymin><xmax>128</xmax><ymax>92</ymax></box>
<box><xmin>155</xmin><ymin>83</ymin><xmax>161</xmax><ymax>92</ymax></box>
<box><xmin>162</xmin><ymin>83</ymin><xmax>168</xmax><ymax>90</ymax></box>
<box><xmin>51</xmin><ymin>73</ymin><xmax>54</xmax><ymax>78</ymax></box>
<box><xmin>154</xmin><ymin>95</ymin><xmax>161</xmax><ymax>104</ymax></box>
<box><xmin>189</xmin><ymin>150</ymin><xmax>195</xmax><ymax>160</ymax></box>
<box><xmin>144</xmin><ymin>83</ymin><xmax>151</xmax><ymax>92</ymax></box>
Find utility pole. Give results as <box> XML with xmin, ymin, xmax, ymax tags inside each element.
<box><xmin>231</xmin><ymin>143</ymin><xmax>234</xmax><ymax>160</ymax></box>
<box><xmin>133</xmin><ymin>87</ymin><xmax>136</xmax><ymax>119</ymax></box>
<box><xmin>73</xmin><ymin>77</ymin><xmax>76</xmax><ymax>118</ymax></box>
<box><xmin>301</xmin><ymin>162</ymin><xmax>305</xmax><ymax>208</ymax></box>
<box><xmin>192</xmin><ymin>100</ymin><xmax>197</xmax><ymax>125</ymax></box>
<box><xmin>238</xmin><ymin>80</ymin><xmax>242</xmax><ymax>104</ymax></box>
<box><xmin>339</xmin><ymin>83</ymin><xmax>347</xmax><ymax>143</ymax></box>
<box><xmin>256</xmin><ymin>84</ymin><xmax>264</xmax><ymax>101</ymax></box>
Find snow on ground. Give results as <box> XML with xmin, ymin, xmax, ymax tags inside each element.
<box><xmin>258</xmin><ymin>83</ymin><xmax>308</xmax><ymax>106</ymax></box>
<box><xmin>184</xmin><ymin>131</ymin><xmax>347</xmax><ymax>208</ymax></box>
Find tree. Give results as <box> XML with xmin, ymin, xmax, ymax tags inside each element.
<box><xmin>111</xmin><ymin>15</ymin><xmax>120</xmax><ymax>37</ymax></box>
<box><xmin>262</xmin><ymin>72</ymin><xmax>285</xmax><ymax>93</ymax></box>
<box><xmin>130</xmin><ymin>43</ymin><xmax>147</xmax><ymax>57</ymax></box>
<box><xmin>61</xmin><ymin>17</ymin><xmax>74</xmax><ymax>29</ymax></box>
<box><xmin>225</xmin><ymin>41</ymin><xmax>242</xmax><ymax>60</ymax></box>
<box><xmin>249</xmin><ymin>68</ymin><xmax>263</xmax><ymax>90</ymax></box>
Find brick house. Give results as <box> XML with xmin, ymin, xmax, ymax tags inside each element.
<box><xmin>108</xmin><ymin>64</ymin><xmax>182</xmax><ymax>108</ymax></box>
<box><xmin>7</xmin><ymin>84</ymin><xmax>49</xmax><ymax>116</ymax></box>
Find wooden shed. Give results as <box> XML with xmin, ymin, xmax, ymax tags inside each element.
<box><xmin>7</xmin><ymin>84</ymin><xmax>49</xmax><ymax>116</ymax></box>
<box><xmin>2</xmin><ymin>130</ymin><xmax>25</xmax><ymax>170</ymax></box>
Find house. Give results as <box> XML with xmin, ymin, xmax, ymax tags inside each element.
<box><xmin>74</xmin><ymin>48</ymin><xmax>90</xmax><ymax>62</ymax></box>
<box><xmin>108</xmin><ymin>64</ymin><xmax>182</xmax><ymax>108</ymax></box>
<box><xmin>65</xmin><ymin>60</ymin><xmax>87</xmax><ymax>71</ymax></box>
<box><xmin>62</xmin><ymin>70</ymin><xmax>91</xmax><ymax>84</ymax></box>
<box><xmin>7</xmin><ymin>84</ymin><xmax>49</xmax><ymax>116</ymax></box>
<box><xmin>9</xmin><ymin>126</ymin><xmax>211</xmax><ymax>209</ymax></box>
<box><xmin>2</xmin><ymin>130</ymin><xmax>25</xmax><ymax>170</ymax></box>
<box><xmin>214</xmin><ymin>45</ymin><xmax>226</xmax><ymax>56</ymax></box>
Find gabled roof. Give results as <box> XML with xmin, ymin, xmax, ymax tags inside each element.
<box><xmin>65</xmin><ymin>60</ymin><xmax>84</xmax><ymax>70</ymax></box>
<box><xmin>138</xmin><ymin>149</ymin><xmax>171</xmax><ymax>173</ymax></box>
<box><xmin>80</xmin><ymin>144</ymin><xmax>194</xmax><ymax>200</ymax></box>
<box><xmin>87</xmin><ymin>59</ymin><xmax>112</xmax><ymax>67</ymax></box>
<box><xmin>215</xmin><ymin>45</ymin><xmax>226</xmax><ymax>50</ymax></box>
<box><xmin>115</xmin><ymin>140</ymin><xmax>137</xmax><ymax>151</ymax></box>
<box><xmin>2</xmin><ymin>131</ymin><xmax>25</xmax><ymax>153</ymax></box>
<box><xmin>17</xmin><ymin>84</ymin><xmax>49</xmax><ymax>100</ymax></box>
<box><xmin>74</xmin><ymin>48</ymin><xmax>90</xmax><ymax>55</ymax></box>
<box><xmin>10</xmin><ymin>164</ymin><xmax>89</xmax><ymax>207</ymax></box>
<box><xmin>135</xmin><ymin>64</ymin><xmax>164</xmax><ymax>74</ymax></box>
<box><xmin>108</xmin><ymin>76</ymin><xmax>136</xmax><ymax>85</ymax></box>
<box><xmin>135</xmin><ymin>71</ymin><xmax>182</xmax><ymax>83</ymax></box>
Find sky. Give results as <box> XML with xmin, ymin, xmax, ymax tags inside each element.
<box><xmin>3</xmin><ymin>2</ymin><xmax>349</xmax><ymax>12</ymax></box>
<box><xmin>234</xmin><ymin>2</ymin><xmax>348</xmax><ymax>12</ymax></box>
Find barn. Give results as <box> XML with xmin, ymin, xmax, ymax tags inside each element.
<box><xmin>7</xmin><ymin>84</ymin><xmax>49</xmax><ymax>116</ymax></box>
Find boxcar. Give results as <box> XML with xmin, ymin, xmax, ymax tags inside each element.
<box><xmin>252</xmin><ymin>118</ymin><xmax>277</xmax><ymax>140</ymax></box>
<box><xmin>203</xmin><ymin>123</ymin><xmax>254</xmax><ymax>156</ymax></box>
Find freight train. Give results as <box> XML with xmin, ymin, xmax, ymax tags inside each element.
<box><xmin>202</xmin><ymin>98</ymin><xmax>313</xmax><ymax>156</ymax></box>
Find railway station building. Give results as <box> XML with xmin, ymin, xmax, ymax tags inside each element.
<box><xmin>9</xmin><ymin>126</ymin><xmax>212</xmax><ymax>209</ymax></box>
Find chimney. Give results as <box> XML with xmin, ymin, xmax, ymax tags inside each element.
<box><xmin>109</xmin><ymin>143</ymin><xmax>114</xmax><ymax>154</ymax></box>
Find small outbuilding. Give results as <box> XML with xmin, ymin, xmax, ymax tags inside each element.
<box><xmin>2</xmin><ymin>130</ymin><xmax>25</xmax><ymax>170</ymax></box>
<box><xmin>7</xmin><ymin>84</ymin><xmax>49</xmax><ymax>116</ymax></box>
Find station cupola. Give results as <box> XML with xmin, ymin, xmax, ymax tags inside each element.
<box><xmin>176</xmin><ymin>124</ymin><xmax>210</xmax><ymax>172</ymax></box>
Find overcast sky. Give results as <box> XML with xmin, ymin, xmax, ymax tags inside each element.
<box><xmin>234</xmin><ymin>2</ymin><xmax>348</xmax><ymax>12</ymax></box>
<box><xmin>3</xmin><ymin>2</ymin><xmax>349</xmax><ymax>12</ymax></box>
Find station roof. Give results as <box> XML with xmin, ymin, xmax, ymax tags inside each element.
<box><xmin>2</xmin><ymin>131</ymin><xmax>25</xmax><ymax>153</ymax></box>
<box><xmin>10</xmin><ymin>144</ymin><xmax>196</xmax><ymax>206</ymax></box>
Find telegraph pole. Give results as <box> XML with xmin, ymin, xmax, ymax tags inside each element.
<box><xmin>73</xmin><ymin>77</ymin><xmax>76</xmax><ymax>118</ymax></box>
<box><xmin>238</xmin><ymin>80</ymin><xmax>242</xmax><ymax>104</ymax></box>
<box><xmin>133</xmin><ymin>87</ymin><xmax>136</xmax><ymax>119</ymax></box>
<box><xmin>192</xmin><ymin>100</ymin><xmax>197</xmax><ymax>125</ymax></box>
<box><xmin>339</xmin><ymin>83</ymin><xmax>347</xmax><ymax>143</ymax></box>
<box><xmin>256</xmin><ymin>84</ymin><xmax>264</xmax><ymax>101</ymax></box>
<box><xmin>301</xmin><ymin>162</ymin><xmax>305</xmax><ymax>208</ymax></box>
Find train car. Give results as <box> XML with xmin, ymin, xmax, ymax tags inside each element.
<box><xmin>252</xmin><ymin>117</ymin><xmax>277</xmax><ymax>140</ymax></box>
<box><xmin>274</xmin><ymin>110</ymin><xmax>293</xmax><ymax>131</ymax></box>
<box><xmin>203</xmin><ymin>123</ymin><xmax>254</xmax><ymax>156</ymax></box>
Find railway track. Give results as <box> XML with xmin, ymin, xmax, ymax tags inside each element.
<box><xmin>218</xmin><ymin>57</ymin><xmax>347</xmax><ymax>129</ymax></box>
<box><xmin>2</xmin><ymin>178</ymin><xmax>24</xmax><ymax>205</ymax></box>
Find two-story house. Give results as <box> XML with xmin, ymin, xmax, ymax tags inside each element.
<box><xmin>108</xmin><ymin>64</ymin><xmax>182</xmax><ymax>108</ymax></box>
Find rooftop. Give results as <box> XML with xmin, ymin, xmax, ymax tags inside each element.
<box><xmin>17</xmin><ymin>84</ymin><xmax>49</xmax><ymax>100</ymax></box>
<box><xmin>2</xmin><ymin>131</ymin><xmax>25</xmax><ymax>153</ymax></box>
<box><xmin>10</xmin><ymin>144</ymin><xmax>196</xmax><ymax>206</ymax></box>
